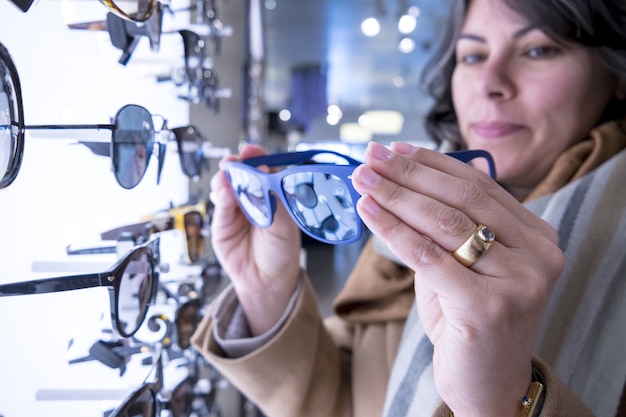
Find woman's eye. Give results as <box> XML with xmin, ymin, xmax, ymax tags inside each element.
<box><xmin>526</xmin><ymin>46</ymin><xmax>560</xmax><ymax>58</ymax></box>
<box><xmin>458</xmin><ymin>53</ymin><xmax>485</xmax><ymax>65</ymax></box>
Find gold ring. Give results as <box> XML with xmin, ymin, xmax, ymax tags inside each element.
<box><xmin>451</xmin><ymin>225</ymin><xmax>495</xmax><ymax>267</ymax></box>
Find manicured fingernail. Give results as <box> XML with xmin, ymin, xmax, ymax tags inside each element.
<box><xmin>368</xmin><ymin>142</ymin><xmax>393</xmax><ymax>161</ymax></box>
<box><xmin>391</xmin><ymin>142</ymin><xmax>416</xmax><ymax>155</ymax></box>
<box><xmin>354</xmin><ymin>165</ymin><xmax>380</xmax><ymax>187</ymax></box>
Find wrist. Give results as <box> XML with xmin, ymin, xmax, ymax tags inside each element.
<box><xmin>234</xmin><ymin>272</ymin><xmax>301</xmax><ymax>336</ymax></box>
<box><xmin>445</xmin><ymin>369</ymin><xmax>545</xmax><ymax>417</ymax></box>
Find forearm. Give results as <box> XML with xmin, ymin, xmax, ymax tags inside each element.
<box><xmin>191</xmin><ymin>274</ymin><xmax>353</xmax><ymax>417</ymax></box>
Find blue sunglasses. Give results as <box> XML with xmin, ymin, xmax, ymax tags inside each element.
<box><xmin>223</xmin><ymin>149</ymin><xmax>496</xmax><ymax>245</ymax></box>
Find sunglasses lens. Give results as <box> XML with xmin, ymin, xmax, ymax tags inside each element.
<box><xmin>112</xmin><ymin>105</ymin><xmax>154</xmax><ymax>189</ymax></box>
<box><xmin>282</xmin><ymin>172</ymin><xmax>358</xmax><ymax>242</ymax></box>
<box><xmin>0</xmin><ymin>44</ymin><xmax>23</xmax><ymax>190</ymax></box>
<box><xmin>117</xmin><ymin>386</ymin><xmax>156</xmax><ymax>417</ymax></box>
<box><xmin>227</xmin><ymin>166</ymin><xmax>272</xmax><ymax>227</ymax></box>
<box><xmin>117</xmin><ymin>248</ymin><xmax>153</xmax><ymax>337</ymax></box>
<box><xmin>170</xmin><ymin>378</ymin><xmax>194</xmax><ymax>417</ymax></box>
<box><xmin>183</xmin><ymin>211</ymin><xmax>204</xmax><ymax>263</ymax></box>
<box><xmin>175</xmin><ymin>299</ymin><xmax>202</xmax><ymax>350</ymax></box>
<box><xmin>0</xmin><ymin>92</ymin><xmax>13</xmax><ymax>182</ymax></box>
<box><xmin>175</xmin><ymin>126</ymin><xmax>203</xmax><ymax>178</ymax></box>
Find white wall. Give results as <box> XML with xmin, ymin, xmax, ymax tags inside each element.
<box><xmin>0</xmin><ymin>1</ymin><xmax>197</xmax><ymax>415</ymax></box>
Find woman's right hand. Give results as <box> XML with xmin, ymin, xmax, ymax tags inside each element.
<box><xmin>209</xmin><ymin>144</ymin><xmax>302</xmax><ymax>336</ymax></box>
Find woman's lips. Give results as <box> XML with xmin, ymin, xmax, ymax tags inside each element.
<box><xmin>471</xmin><ymin>122</ymin><xmax>524</xmax><ymax>138</ymax></box>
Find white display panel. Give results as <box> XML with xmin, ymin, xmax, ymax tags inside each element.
<box><xmin>0</xmin><ymin>1</ymin><xmax>195</xmax><ymax>415</ymax></box>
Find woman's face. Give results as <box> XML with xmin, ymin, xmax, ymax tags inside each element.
<box><xmin>452</xmin><ymin>0</ymin><xmax>615</xmax><ymax>198</ymax></box>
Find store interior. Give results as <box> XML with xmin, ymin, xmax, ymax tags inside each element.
<box><xmin>0</xmin><ymin>0</ymin><xmax>449</xmax><ymax>415</ymax></box>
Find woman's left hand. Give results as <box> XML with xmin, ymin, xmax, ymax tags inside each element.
<box><xmin>351</xmin><ymin>142</ymin><xmax>564</xmax><ymax>417</ymax></box>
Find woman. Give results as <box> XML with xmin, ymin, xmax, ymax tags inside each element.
<box><xmin>192</xmin><ymin>0</ymin><xmax>626</xmax><ymax>415</ymax></box>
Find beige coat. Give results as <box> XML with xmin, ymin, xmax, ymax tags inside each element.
<box><xmin>191</xmin><ymin>239</ymin><xmax>598</xmax><ymax>417</ymax></box>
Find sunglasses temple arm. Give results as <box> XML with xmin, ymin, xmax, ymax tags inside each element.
<box><xmin>244</xmin><ymin>150</ymin><xmax>361</xmax><ymax>167</ymax></box>
<box><xmin>25</xmin><ymin>124</ymin><xmax>116</xmax><ymax>131</ymax></box>
<box><xmin>0</xmin><ymin>273</ymin><xmax>109</xmax><ymax>296</ymax></box>
<box><xmin>446</xmin><ymin>150</ymin><xmax>497</xmax><ymax>179</ymax></box>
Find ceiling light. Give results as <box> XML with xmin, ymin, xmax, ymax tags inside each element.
<box><xmin>362</xmin><ymin>110</ymin><xmax>404</xmax><ymax>135</ymax></box>
<box><xmin>393</xmin><ymin>75</ymin><xmax>405</xmax><ymax>88</ymax></box>
<box><xmin>327</xmin><ymin>113</ymin><xmax>341</xmax><ymax>126</ymax></box>
<box><xmin>279</xmin><ymin>109</ymin><xmax>291</xmax><ymax>121</ymax></box>
<box><xmin>398</xmin><ymin>14</ymin><xmax>417</xmax><ymax>34</ymax></box>
<box><xmin>358</xmin><ymin>114</ymin><xmax>371</xmax><ymax>127</ymax></box>
<box><xmin>327</xmin><ymin>104</ymin><xmax>343</xmax><ymax>119</ymax></box>
<box><xmin>361</xmin><ymin>17</ymin><xmax>381</xmax><ymax>37</ymax></box>
<box><xmin>264</xmin><ymin>0</ymin><xmax>276</xmax><ymax>10</ymax></box>
<box><xmin>398</xmin><ymin>37</ymin><xmax>415</xmax><ymax>54</ymax></box>
<box><xmin>340</xmin><ymin>123</ymin><xmax>373</xmax><ymax>143</ymax></box>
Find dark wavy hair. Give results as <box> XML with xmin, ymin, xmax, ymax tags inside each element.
<box><xmin>421</xmin><ymin>0</ymin><xmax>626</xmax><ymax>148</ymax></box>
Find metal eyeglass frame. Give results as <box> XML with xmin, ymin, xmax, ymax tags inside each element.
<box><xmin>223</xmin><ymin>149</ymin><xmax>497</xmax><ymax>245</ymax></box>
<box><xmin>0</xmin><ymin>236</ymin><xmax>162</xmax><ymax>338</ymax></box>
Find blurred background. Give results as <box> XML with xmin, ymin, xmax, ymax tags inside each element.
<box><xmin>0</xmin><ymin>0</ymin><xmax>449</xmax><ymax>415</ymax></box>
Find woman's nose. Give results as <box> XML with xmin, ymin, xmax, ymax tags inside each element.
<box><xmin>475</xmin><ymin>58</ymin><xmax>516</xmax><ymax>100</ymax></box>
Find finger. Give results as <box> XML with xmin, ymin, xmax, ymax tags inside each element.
<box><xmin>356</xmin><ymin>142</ymin><xmax>557</xmax><ymax>248</ymax></box>
<box><xmin>390</xmin><ymin>142</ymin><xmax>558</xmax><ymax>244</ymax></box>
<box><xmin>356</xmin><ymin>194</ymin><xmax>496</xmax><ymax>301</ymax></box>
<box><xmin>352</xmin><ymin>163</ymin><xmax>477</xmax><ymax>252</ymax></box>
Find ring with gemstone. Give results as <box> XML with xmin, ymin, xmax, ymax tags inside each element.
<box><xmin>451</xmin><ymin>224</ymin><xmax>496</xmax><ymax>267</ymax></box>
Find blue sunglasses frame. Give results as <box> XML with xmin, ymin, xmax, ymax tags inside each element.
<box><xmin>223</xmin><ymin>149</ymin><xmax>496</xmax><ymax>245</ymax></box>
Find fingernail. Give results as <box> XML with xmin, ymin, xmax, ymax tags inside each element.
<box><xmin>391</xmin><ymin>142</ymin><xmax>416</xmax><ymax>155</ymax></box>
<box><xmin>354</xmin><ymin>165</ymin><xmax>380</xmax><ymax>187</ymax></box>
<box><xmin>368</xmin><ymin>142</ymin><xmax>393</xmax><ymax>161</ymax></box>
<box><xmin>357</xmin><ymin>195</ymin><xmax>380</xmax><ymax>217</ymax></box>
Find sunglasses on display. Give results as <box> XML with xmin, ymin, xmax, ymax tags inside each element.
<box><xmin>8</xmin><ymin>0</ymin><xmax>158</xmax><ymax>23</ymax></box>
<box><xmin>100</xmin><ymin>200</ymin><xmax>211</xmax><ymax>264</ymax></box>
<box><xmin>26</xmin><ymin>103</ymin><xmax>170</xmax><ymax>190</ymax></box>
<box><xmin>0</xmin><ymin>46</ymin><xmax>169</xmax><ymax>191</ymax></box>
<box><xmin>224</xmin><ymin>149</ymin><xmax>497</xmax><ymax>245</ymax></box>
<box><xmin>0</xmin><ymin>236</ymin><xmax>162</xmax><ymax>338</ymax></box>
<box><xmin>108</xmin><ymin>345</ymin><xmax>222</xmax><ymax>417</ymax></box>
<box><xmin>79</xmin><ymin>124</ymin><xmax>210</xmax><ymax>183</ymax></box>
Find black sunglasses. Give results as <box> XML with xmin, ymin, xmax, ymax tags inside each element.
<box><xmin>0</xmin><ymin>236</ymin><xmax>162</xmax><ymax>338</ymax></box>
<box><xmin>0</xmin><ymin>45</ymin><xmax>168</xmax><ymax>190</ymax></box>
<box><xmin>26</xmin><ymin>103</ymin><xmax>168</xmax><ymax>190</ymax></box>
<box><xmin>108</xmin><ymin>345</ymin><xmax>223</xmax><ymax>417</ymax></box>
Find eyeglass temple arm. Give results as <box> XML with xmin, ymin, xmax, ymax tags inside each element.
<box><xmin>0</xmin><ymin>272</ymin><xmax>111</xmax><ymax>297</ymax></box>
<box><xmin>445</xmin><ymin>149</ymin><xmax>497</xmax><ymax>179</ymax></box>
<box><xmin>243</xmin><ymin>150</ymin><xmax>362</xmax><ymax>168</ymax></box>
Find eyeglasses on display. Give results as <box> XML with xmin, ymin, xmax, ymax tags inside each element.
<box><xmin>224</xmin><ymin>149</ymin><xmax>497</xmax><ymax>245</ymax></box>
<box><xmin>0</xmin><ymin>236</ymin><xmax>162</xmax><ymax>338</ymax></box>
